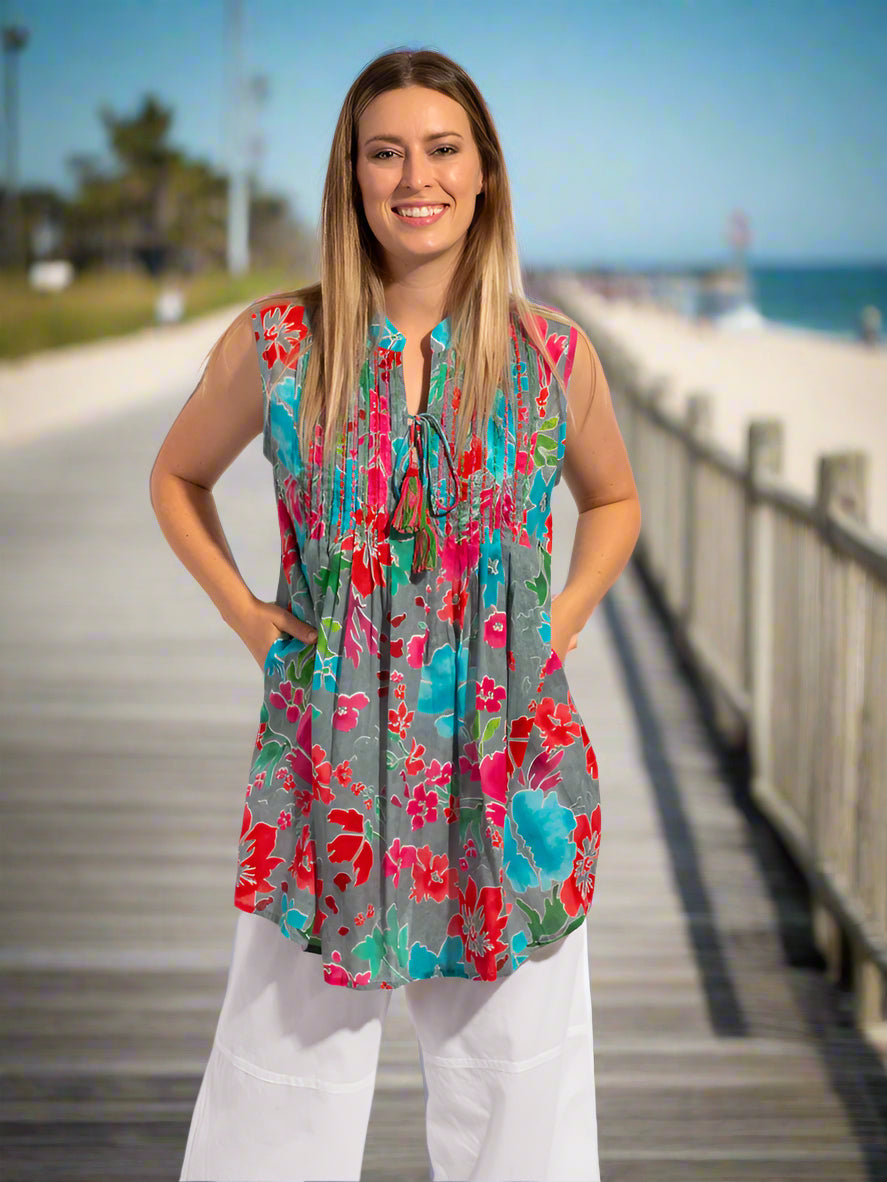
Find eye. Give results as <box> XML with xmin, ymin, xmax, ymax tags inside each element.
<box><xmin>434</xmin><ymin>145</ymin><xmax>458</xmax><ymax>155</ymax></box>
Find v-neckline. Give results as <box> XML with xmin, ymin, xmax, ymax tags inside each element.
<box><xmin>370</xmin><ymin>314</ymin><xmax>453</xmax><ymax>436</ymax></box>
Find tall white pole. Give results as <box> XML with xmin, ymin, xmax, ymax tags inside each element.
<box><xmin>225</xmin><ymin>0</ymin><xmax>249</xmax><ymax>275</ymax></box>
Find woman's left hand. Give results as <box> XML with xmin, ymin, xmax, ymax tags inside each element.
<box><xmin>551</xmin><ymin>592</ymin><xmax>582</xmax><ymax>666</ymax></box>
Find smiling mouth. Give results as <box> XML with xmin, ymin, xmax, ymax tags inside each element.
<box><xmin>392</xmin><ymin>204</ymin><xmax>449</xmax><ymax>224</ymax></box>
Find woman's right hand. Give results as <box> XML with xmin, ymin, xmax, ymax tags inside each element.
<box><xmin>241</xmin><ymin>596</ymin><xmax>318</xmax><ymax>671</ymax></box>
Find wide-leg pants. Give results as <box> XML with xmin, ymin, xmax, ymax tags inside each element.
<box><xmin>179</xmin><ymin>909</ymin><xmax>600</xmax><ymax>1182</ymax></box>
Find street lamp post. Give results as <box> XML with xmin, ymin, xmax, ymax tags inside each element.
<box><xmin>2</xmin><ymin>21</ymin><xmax>28</xmax><ymax>269</ymax></box>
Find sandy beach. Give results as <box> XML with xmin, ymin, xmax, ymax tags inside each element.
<box><xmin>548</xmin><ymin>273</ymin><xmax>887</xmax><ymax>540</ymax></box>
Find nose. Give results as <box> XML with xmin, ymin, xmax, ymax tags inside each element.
<box><xmin>399</xmin><ymin>149</ymin><xmax>430</xmax><ymax>192</ymax></box>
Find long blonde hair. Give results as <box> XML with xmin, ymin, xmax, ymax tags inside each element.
<box><xmin>206</xmin><ymin>47</ymin><xmax>575</xmax><ymax>474</ymax></box>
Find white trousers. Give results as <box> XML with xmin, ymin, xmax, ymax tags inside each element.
<box><xmin>179</xmin><ymin>909</ymin><xmax>600</xmax><ymax>1182</ymax></box>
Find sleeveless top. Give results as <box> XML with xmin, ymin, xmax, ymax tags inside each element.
<box><xmin>235</xmin><ymin>295</ymin><xmax>602</xmax><ymax>989</ymax></box>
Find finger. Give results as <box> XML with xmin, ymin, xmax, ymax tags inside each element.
<box><xmin>277</xmin><ymin>610</ymin><xmax>318</xmax><ymax>643</ymax></box>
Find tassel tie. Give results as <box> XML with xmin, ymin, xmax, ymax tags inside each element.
<box><xmin>390</xmin><ymin>411</ymin><xmax>459</xmax><ymax>575</ymax></box>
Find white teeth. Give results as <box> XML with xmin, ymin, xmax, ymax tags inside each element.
<box><xmin>394</xmin><ymin>204</ymin><xmax>446</xmax><ymax>218</ymax></box>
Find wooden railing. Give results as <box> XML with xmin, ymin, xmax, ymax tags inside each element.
<box><xmin>535</xmin><ymin>274</ymin><xmax>887</xmax><ymax>1044</ymax></box>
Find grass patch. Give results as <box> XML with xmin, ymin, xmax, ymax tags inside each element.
<box><xmin>0</xmin><ymin>266</ymin><xmax>306</xmax><ymax>359</ymax></box>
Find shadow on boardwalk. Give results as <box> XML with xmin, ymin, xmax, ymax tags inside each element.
<box><xmin>1</xmin><ymin>393</ymin><xmax>886</xmax><ymax>1180</ymax></box>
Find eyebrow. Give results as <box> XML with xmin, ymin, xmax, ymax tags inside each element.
<box><xmin>364</xmin><ymin>131</ymin><xmax>465</xmax><ymax>146</ymax></box>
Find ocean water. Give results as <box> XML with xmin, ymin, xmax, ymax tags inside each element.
<box><xmin>748</xmin><ymin>263</ymin><xmax>887</xmax><ymax>340</ymax></box>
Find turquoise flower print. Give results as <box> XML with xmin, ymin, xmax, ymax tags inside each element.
<box><xmin>409</xmin><ymin>934</ymin><xmax>471</xmax><ymax>981</ymax></box>
<box><xmin>504</xmin><ymin>788</ymin><xmax>576</xmax><ymax>892</ymax></box>
<box><xmin>279</xmin><ymin>892</ymin><xmax>312</xmax><ymax>942</ymax></box>
<box><xmin>417</xmin><ymin>641</ymin><xmax>468</xmax><ymax>737</ymax></box>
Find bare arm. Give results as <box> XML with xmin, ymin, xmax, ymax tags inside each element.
<box><xmin>148</xmin><ymin>306</ymin><xmax>317</xmax><ymax>669</ymax></box>
<box><xmin>551</xmin><ymin>324</ymin><xmax>642</xmax><ymax>661</ymax></box>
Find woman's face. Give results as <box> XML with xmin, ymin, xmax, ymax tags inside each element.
<box><xmin>355</xmin><ymin>85</ymin><xmax>485</xmax><ymax>274</ymax></box>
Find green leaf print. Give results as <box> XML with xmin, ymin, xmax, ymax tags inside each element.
<box><xmin>253</xmin><ymin>739</ymin><xmax>284</xmax><ymax>776</ymax></box>
<box><xmin>528</xmin><ymin>567</ymin><xmax>547</xmax><ymax>608</ymax></box>
<box><xmin>514</xmin><ymin>896</ymin><xmax>546</xmax><ymax>943</ymax></box>
<box><xmin>481</xmin><ymin>714</ymin><xmax>501</xmax><ymax>743</ymax></box>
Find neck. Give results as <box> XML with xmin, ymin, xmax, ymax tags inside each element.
<box><xmin>382</xmin><ymin>254</ymin><xmax>458</xmax><ymax>333</ymax></box>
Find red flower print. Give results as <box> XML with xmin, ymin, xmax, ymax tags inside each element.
<box><xmin>276</xmin><ymin>496</ymin><xmax>299</xmax><ymax>583</ymax></box>
<box><xmin>446</xmin><ymin>876</ymin><xmax>509</xmax><ymax>981</ymax></box>
<box><xmin>281</xmin><ymin>822</ymin><xmax>316</xmax><ymax>895</ymax></box>
<box><xmin>409</xmin><ymin>846</ymin><xmax>458</xmax><ymax>903</ymax></box>
<box><xmin>404</xmin><ymin>739</ymin><xmax>427</xmax><ymax>775</ymax></box>
<box><xmin>579</xmin><ymin>721</ymin><xmax>599</xmax><ymax>777</ymax></box>
<box><xmin>382</xmin><ymin>837</ymin><xmax>417</xmax><ymax>888</ymax></box>
<box><xmin>444</xmin><ymin>792</ymin><xmax>461</xmax><ymax>824</ymax></box>
<box><xmin>457</xmin><ymin>435</ymin><xmax>484</xmax><ymax>479</ymax></box>
<box><xmin>406</xmin><ymin>782</ymin><xmax>439</xmax><ymax>831</ymax></box>
<box><xmin>483</xmin><ymin>610</ymin><xmax>508</xmax><ymax>649</ymax></box>
<box><xmin>334</xmin><ymin>760</ymin><xmax>354</xmax><ymax>788</ymax></box>
<box><xmin>258</xmin><ymin>303</ymin><xmax>307</xmax><ymax>370</ymax></box>
<box><xmin>535</xmin><ymin>696</ymin><xmax>582</xmax><ymax>750</ymax></box>
<box><xmin>236</xmin><ymin>803</ymin><xmax>286</xmax><ymax>910</ymax></box>
<box><xmin>437</xmin><ymin>583</ymin><xmax>469</xmax><ymax>629</ymax></box>
<box><xmin>333</xmin><ymin>691</ymin><xmax>370</xmax><ymax>732</ymax></box>
<box><xmin>348</xmin><ymin>525</ymin><xmax>393</xmax><ymax>600</ymax></box>
<box><xmin>560</xmin><ymin>805</ymin><xmax>601</xmax><ymax>917</ymax></box>
<box><xmin>388</xmin><ymin>698</ymin><xmax>415</xmax><ymax>740</ymax></box>
<box><xmin>327</xmin><ymin>807</ymin><xmax>374</xmax><ymax>885</ymax></box>
<box><xmin>475</xmin><ymin>675</ymin><xmax>506</xmax><ymax>712</ymax></box>
<box><xmin>504</xmin><ymin>712</ymin><xmax>535</xmax><ymax>778</ymax></box>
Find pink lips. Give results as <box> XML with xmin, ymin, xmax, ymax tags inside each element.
<box><xmin>392</xmin><ymin>204</ymin><xmax>448</xmax><ymax>227</ymax></box>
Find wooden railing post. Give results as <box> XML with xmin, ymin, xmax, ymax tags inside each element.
<box><xmin>812</xmin><ymin>452</ymin><xmax>882</xmax><ymax>1027</ymax></box>
<box><xmin>816</xmin><ymin>451</ymin><xmax>869</xmax><ymax>522</ymax></box>
<box><xmin>746</xmin><ymin>420</ymin><xmax>783</xmax><ymax>814</ymax></box>
<box><xmin>683</xmin><ymin>392</ymin><xmax>713</xmax><ymax>627</ymax></box>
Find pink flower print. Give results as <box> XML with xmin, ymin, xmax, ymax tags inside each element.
<box><xmin>476</xmin><ymin>676</ymin><xmax>506</xmax><ymax>713</ymax></box>
<box><xmin>382</xmin><ymin>837</ymin><xmax>417</xmax><ymax>888</ymax></box>
<box><xmin>457</xmin><ymin>740</ymin><xmax>482</xmax><ymax>782</ymax></box>
<box><xmin>483</xmin><ymin>610</ymin><xmax>508</xmax><ymax>649</ymax></box>
<box><xmin>269</xmin><ymin>679</ymin><xmax>305</xmax><ymax>723</ymax></box>
<box><xmin>407</xmin><ymin>782</ymin><xmax>439</xmax><ymax>831</ymax></box>
<box><xmin>426</xmin><ymin>758</ymin><xmax>454</xmax><ymax>788</ymax></box>
<box><xmin>277</xmin><ymin>496</ymin><xmax>298</xmax><ymax>582</ymax></box>
<box><xmin>407</xmin><ymin>630</ymin><xmax>428</xmax><ymax>668</ymax></box>
<box><xmin>277</xmin><ymin>809</ymin><xmax>293</xmax><ymax>829</ymax></box>
<box><xmin>333</xmin><ymin>691</ymin><xmax>370</xmax><ymax>732</ymax></box>
<box><xmin>479</xmin><ymin>749</ymin><xmax>507</xmax><ymax>828</ymax></box>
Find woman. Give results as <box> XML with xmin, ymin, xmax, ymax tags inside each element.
<box><xmin>151</xmin><ymin>46</ymin><xmax>640</xmax><ymax>1182</ymax></box>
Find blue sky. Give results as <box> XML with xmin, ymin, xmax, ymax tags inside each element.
<box><xmin>7</xmin><ymin>0</ymin><xmax>886</xmax><ymax>266</ymax></box>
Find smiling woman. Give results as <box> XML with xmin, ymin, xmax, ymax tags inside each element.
<box><xmin>152</xmin><ymin>42</ymin><xmax>638</xmax><ymax>1182</ymax></box>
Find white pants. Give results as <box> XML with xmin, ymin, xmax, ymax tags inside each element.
<box><xmin>180</xmin><ymin>910</ymin><xmax>600</xmax><ymax>1182</ymax></box>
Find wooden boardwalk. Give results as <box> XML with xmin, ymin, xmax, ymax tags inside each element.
<box><xmin>2</xmin><ymin>392</ymin><xmax>886</xmax><ymax>1181</ymax></box>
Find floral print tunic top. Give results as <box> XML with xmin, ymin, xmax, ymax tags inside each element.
<box><xmin>236</xmin><ymin>295</ymin><xmax>601</xmax><ymax>990</ymax></box>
